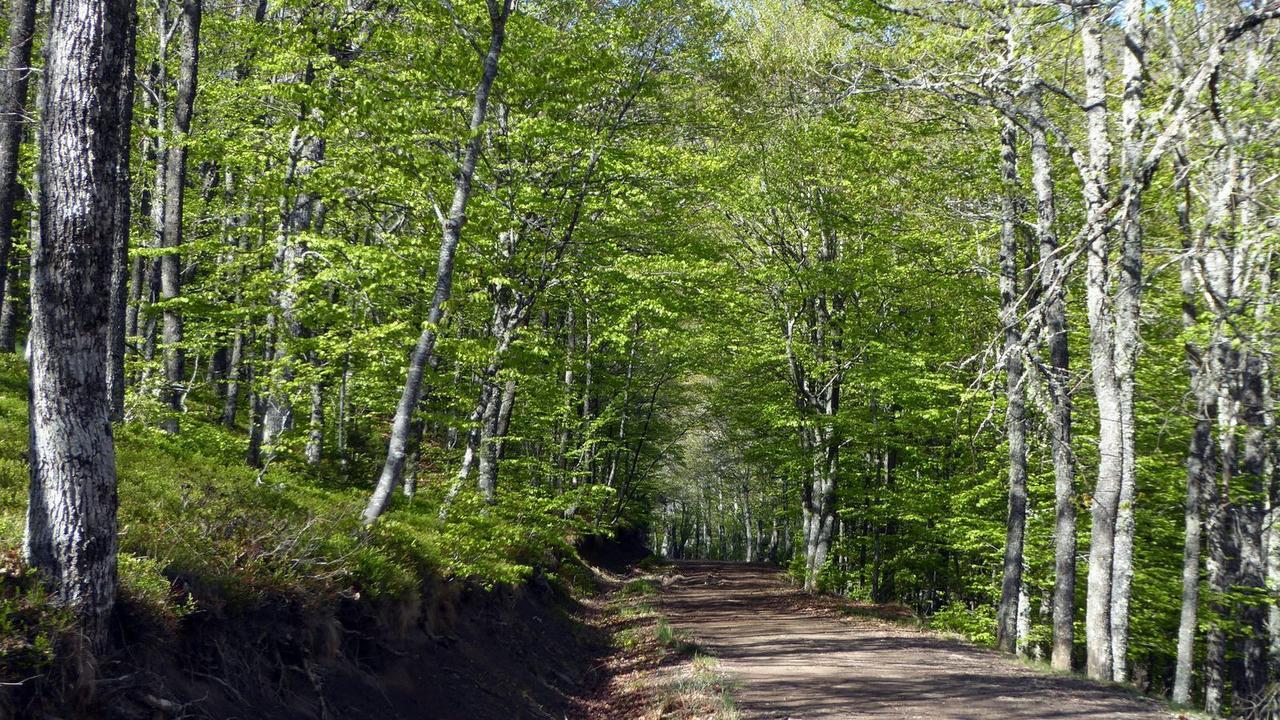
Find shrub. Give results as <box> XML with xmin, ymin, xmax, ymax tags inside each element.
<box><xmin>0</xmin><ymin>549</ymin><xmax>73</xmax><ymax>681</ymax></box>
<box><xmin>929</xmin><ymin>601</ymin><xmax>996</xmax><ymax>646</ymax></box>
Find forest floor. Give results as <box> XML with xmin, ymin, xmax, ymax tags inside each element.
<box><xmin>655</xmin><ymin>561</ymin><xmax>1184</xmax><ymax>720</ymax></box>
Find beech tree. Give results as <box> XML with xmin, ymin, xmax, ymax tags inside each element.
<box><xmin>363</xmin><ymin>0</ymin><xmax>514</xmax><ymax>524</ymax></box>
<box><xmin>154</xmin><ymin>0</ymin><xmax>201</xmax><ymax>433</ymax></box>
<box><xmin>24</xmin><ymin>0</ymin><xmax>136</xmax><ymax>649</ymax></box>
<box><xmin>0</xmin><ymin>0</ymin><xmax>36</xmax><ymax>337</ymax></box>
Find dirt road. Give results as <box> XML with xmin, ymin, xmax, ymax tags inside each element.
<box><xmin>659</xmin><ymin>561</ymin><xmax>1176</xmax><ymax>720</ymax></box>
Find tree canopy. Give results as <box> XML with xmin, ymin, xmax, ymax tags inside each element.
<box><xmin>2</xmin><ymin>0</ymin><xmax>1280</xmax><ymax>716</ymax></box>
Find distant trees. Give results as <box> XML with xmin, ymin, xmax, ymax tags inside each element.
<box><xmin>155</xmin><ymin>0</ymin><xmax>202</xmax><ymax>433</ymax></box>
<box><xmin>656</xmin><ymin>1</ymin><xmax>1280</xmax><ymax>716</ymax></box>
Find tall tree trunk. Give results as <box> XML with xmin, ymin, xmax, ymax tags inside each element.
<box><xmin>1025</xmin><ymin>77</ymin><xmax>1076</xmax><ymax>672</ymax></box>
<box><xmin>1079</xmin><ymin>2</ymin><xmax>1121</xmax><ymax>682</ymax></box>
<box><xmin>262</xmin><ymin>121</ymin><xmax>322</xmax><ymax>451</ymax></box>
<box><xmin>456</xmin><ymin>380</ymin><xmax>493</xmax><ymax>482</ymax></box>
<box><xmin>1172</xmin><ymin>146</ymin><xmax>1213</xmax><ymax>707</ymax></box>
<box><xmin>556</xmin><ymin>308</ymin><xmax>575</xmax><ymax>489</ymax></box>
<box><xmin>4</xmin><ymin>101</ymin><xmax>40</xmax><ymax>357</ymax></box>
<box><xmin>1108</xmin><ymin>0</ymin><xmax>1147</xmax><ymax>682</ymax></box>
<box><xmin>222</xmin><ymin>328</ymin><xmax>244</xmax><ymax>427</ymax></box>
<box><xmin>25</xmin><ymin>0</ymin><xmax>136</xmax><ymax>649</ymax></box>
<box><xmin>1204</xmin><ymin>489</ymin><xmax>1229</xmax><ymax>715</ymax></box>
<box><xmin>363</xmin><ymin>0</ymin><xmax>514</xmax><ymax>524</ymax></box>
<box><xmin>143</xmin><ymin>28</ymin><xmax>170</xmax><ymax>395</ymax></box>
<box><xmin>802</xmin><ymin>419</ymin><xmax>839</xmax><ymax>592</ymax></box>
<box><xmin>125</xmin><ymin>226</ymin><xmax>144</xmax><ymax>339</ymax></box>
<box><xmin>493</xmin><ymin>377</ymin><xmax>516</xmax><ymax>458</ymax></box>
<box><xmin>337</xmin><ymin>356</ymin><xmax>350</xmax><ymax>472</ymax></box>
<box><xmin>0</xmin><ymin>0</ymin><xmax>36</xmax><ymax>350</ymax></box>
<box><xmin>245</xmin><ymin>334</ymin><xmax>266</xmax><ymax>468</ymax></box>
<box><xmin>475</xmin><ymin>380</ymin><xmax>504</xmax><ymax>503</ymax></box>
<box><xmin>473</xmin><ymin>281</ymin><xmax>523</xmax><ymax>501</ymax></box>
<box><xmin>1227</xmin><ymin>152</ymin><xmax>1269</xmax><ymax>714</ymax></box>
<box><xmin>1232</xmin><ymin>348</ymin><xmax>1269</xmax><ymax>714</ymax></box>
<box><xmin>108</xmin><ymin>203</ymin><xmax>129</xmax><ymax>420</ymax></box>
<box><xmin>106</xmin><ymin>5</ymin><xmax>137</xmax><ymax>423</ymax></box>
<box><xmin>1201</xmin><ymin>144</ymin><xmax>1239</xmax><ymax>720</ymax></box>
<box><xmin>158</xmin><ymin>0</ymin><xmax>201</xmax><ymax>432</ymax></box>
<box><xmin>477</xmin><ymin>376</ymin><xmax>516</xmax><ymax>502</ymax></box>
<box><xmin>996</xmin><ymin>114</ymin><xmax>1028</xmax><ymax>656</ymax></box>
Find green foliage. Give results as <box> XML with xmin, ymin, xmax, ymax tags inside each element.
<box><xmin>0</xmin><ymin>357</ymin><xmax>592</xmax><ymax>655</ymax></box>
<box><xmin>6</xmin><ymin>0</ymin><xmax>1276</xmax><ymax>708</ymax></box>
<box><xmin>655</xmin><ymin>617</ymin><xmax>677</xmax><ymax>646</ymax></box>
<box><xmin>930</xmin><ymin>603</ymin><xmax>997</xmax><ymax>647</ymax></box>
<box><xmin>0</xmin><ymin>549</ymin><xmax>73</xmax><ymax>680</ymax></box>
<box><xmin>118</xmin><ymin>553</ymin><xmax>197</xmax><ymax>627</ymax></box>
<box><xmin>619</xmin><ymin>578</ymin><xmax>659</xmax><ymax>599</ymax></box>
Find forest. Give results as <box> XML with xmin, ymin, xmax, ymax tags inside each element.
<box><xmin>0</xmin><ymin>0</ymin><xmax>1278</xmax><ymax>717</ymax></box>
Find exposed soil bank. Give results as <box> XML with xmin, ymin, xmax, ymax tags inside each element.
<box><xmin>2</xmin><ymin>570</ymin><xmax>608</xmax><ymax>720</ymax></box>
<box><xmin>660</xmin><ymin>561</ymin><xmax>1178</xmax><ymax>720</ymax></box>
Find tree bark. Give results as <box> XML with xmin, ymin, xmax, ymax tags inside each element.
<box><xmin>1172</xmin><ymin>145</ymin><xmax>1213</xmax><ymax>708</ymax></box>
<box><xmin>1079</xmin><ymin>2</ymin><xmax>1122</xmax><ymax>682</ymax></box>
<box><xmin>0</xmin><ymin>255</ymin><xmax>22</xmax><ymax>351</ymax></box>
<box><xmin>1203</xmin><ymin>491</ymin><xmax>1229</xmax><ymax>715</ymax></box>
<box><xmin>995</xmin><ymin>115</ymin><xmax>1028</xmax><ymax>656</ymax></box>
<box><xmin>25</xmin><ymin>0</ymin><xmax>136</xmax><ymax>650</ymax></box>
<box><xmin>363</xmin><ymin>0</ymin><xmax>514</xmax><ymax>524</ymax></box>
<box><xmin>1200</xmin><ymin>137</ymin><xmax>1238</xmax><ymax>720</ymax></box>
<box><xmin>477</xmin><ymin>377</ymin><xmax>516</xmax><ymax>502</ymax></box>
<box><xmin>305</xmin><ymin>377</ymin><xmax>324</xmax><ymax>464</ymax></box>
<box><xmin>1026</xmin><ymin>77</ymin><xmax>1075</xmax><ymax>673</ymax></box>
<box><xmin>0</xmin><ymin>0</ymin><xmax>36</xmax><ymax>340</ymax></box>
<box><xmin>143</xmin><ymin>26</ymin><xmax>170</xmax><ymax>395</ymax></box>
<box><xmin>262</xmin><ymin>122</ymin><xmax>321</xmax><ymax>451</ymax></box>
<box><xmin>475</xmin><ymin>379</ymin><xmax>505</xmax><ymax>502</ymax></box>
<box><xmin>1232</xmin><ymin>348</ymin><xmax>1269</xmax><ymax>714</ymax></box>
<box><xmin>245</xmin><ymin>334</ymin><xmax>266</xmax><ymax>468</ymax></box>
<box><xmin>1108</xmin><ymin>0</ymin><xmax>1148</xmax><ymax>681</ymax></box>
<box><xmin>222</xmin><ymin>328</ymin><xmax>244</xmax><ymax>427</ymax></box>
<box><xmin>157</xmin><ymin>0</ymin><xmax>201</xmax><ymax>432</ymax></box>
<box><xmin>455</xmin><ymin>380</ymin><xmax>493</xmax><ymax>483</ymax></box>
<box><xmin>107</xmin><ymin>13</ymin><xmax>136</xmax><ymax>422</ymax></box>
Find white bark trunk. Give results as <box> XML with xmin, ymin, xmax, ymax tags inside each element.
<box><xmin>25</xmin><ymin>0</ymin><xmax>135</xmax><ymax>650</ymax></box>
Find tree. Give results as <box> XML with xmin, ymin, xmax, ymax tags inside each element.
<box><xmin>0</xmin><ymin>0</ymin><xmax>37</xmax><ymax>349</ymax></box>
<box><xmin>994</xmin><ymin>110</ymin><xmax>1029</xmax><ymax>655</ymax></box>
<box><xmin>156</xmin><ymin>0</ymin><xmax>202</xmax><ymax>432</ymax></box>
<box><xmin>363</xmin><ymin>0</ymin><xmax>515</xmax><ymax>524</ymax></box>
<box><xmin>25</xmin><ymin>0</ymin><xmax>137</xmax><ymax>649</ymax></box>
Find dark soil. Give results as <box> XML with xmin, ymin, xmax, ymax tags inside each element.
<box><xmin>2</xmin><ymin>572</ymin><xmax>610</xmax><ymax>720</ymax></box>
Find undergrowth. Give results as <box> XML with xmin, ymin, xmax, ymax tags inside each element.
<box><xmin>0</xmin><ymin>354</ymin><xmax>611</xmax><ymax>682</ymax></box>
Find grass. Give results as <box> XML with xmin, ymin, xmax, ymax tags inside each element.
<box><xmin>619</xmin><ymin>577</ymin><xmax>660</xmax><ymax>599</ymax></box>
<box><xmin>649</xmin><ymin>647</ymin><xmax>739</xmax><ymax>720</ymax></box>
<box><xmin>655</xmin><ymin>617</ymin><xmax>703</xmax><ymax>655</ymax></box>
<box><xmin>602</xmin><ymin>570</ymin><xmax>738</xmax><ymax>719</ymax></box>
<box><xmin>0</xmin><ymin>354</ymin><xmax>600</xmax><ymax>682</ymax></box>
